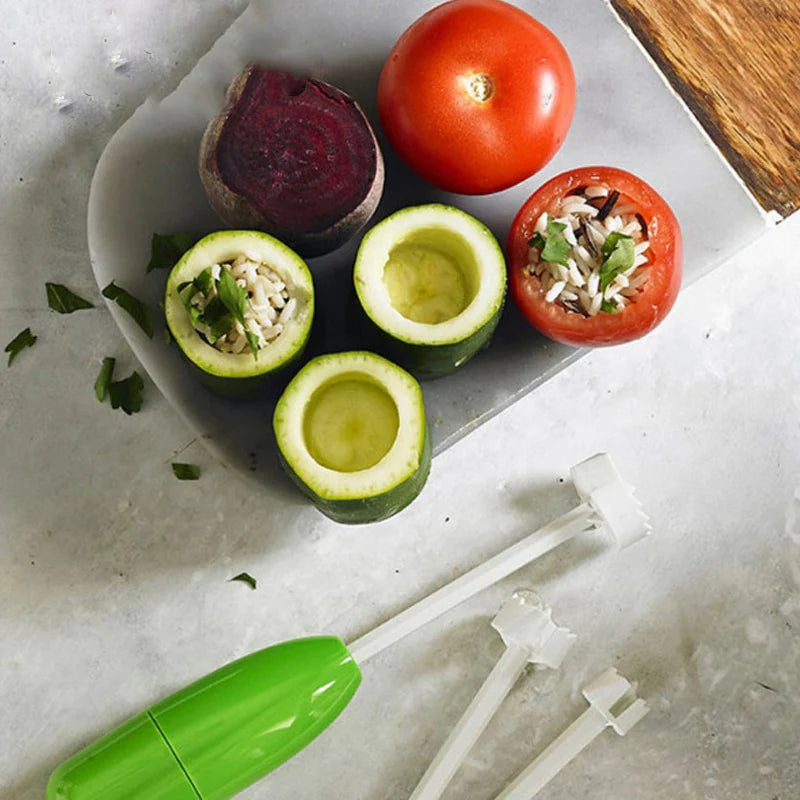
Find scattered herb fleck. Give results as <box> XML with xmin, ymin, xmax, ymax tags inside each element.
<box><xmin>108</xmin><ymin>370</ymin><xmax>144</xmax><ymax>415</ymax></box>
<box><xmin>5</xmin><ymin>327</ymin><xmax>37</xmax><ymax>366</ymax></box>
<box><xmin>94</xmin><ymin>357</ymin><xmax>115</xmax><ymax>401</ymax></box>
<box><xmin>146</xmin><ymin>232</ymin><xmax>196</xmax><ymax>273</ymax></box>
<box><xmin>46</xmin><ymin>282</ymin><xmax>94</xmax><ymax>314</ymax></box>
<box><xmin>102</xmin><ymin>282</ymin><xmax>154</xmax><ymax>338</ymax></box>
<box><xmin>172</xmin><ymin>462</ymin><xmax>200</xmax><ymax>480</ymax></box>
<box><xmin>754</xmin><ymin>680</ymin><xmax>777</xmax><ymax>693</ymax></box>
<box><xmin>229</xmin><ymin>572</ymin><xmax>257</xmax><ymax>590</ymax></box>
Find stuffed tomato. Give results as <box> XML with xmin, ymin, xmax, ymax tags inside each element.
<box><xmin>508</xmin><ymin>166</ymin><xmax>682</xmax><ymax>347</ymax></box>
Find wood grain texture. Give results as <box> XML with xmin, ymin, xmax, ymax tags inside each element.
<box><xmin>610</xmin><ymin>0</ymin><xmax>800</xmax><ymax>217</ymax></box>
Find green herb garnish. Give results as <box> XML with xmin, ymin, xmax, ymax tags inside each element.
<box><xmin>207</xmin><ymin>309</ymin><xmax>236</xmax><ymax>344</ymax></box>
<box><xmin>179</xmin><ymin>266</ymin><xmax>259</xmax><ymax>356</ymax></box>
<box><xmin>230</xmin><ymin>572</ymin><xmax>257</xmax><ymax>590</ymax></box>
<box><xmin>5</xmin><ymin>327</ymin><xmax>37</xmax><ymax>366</ymax></box>
<box><xmin>46</xmin><ymin>283</ymin><xmax>94</xmax><ymax>314</ymax></box>
<box><xmin>108</xmin><ymin>370</ymin><xmax>144</xmax><ymax>415</ymax></box>
<box><xmin>94</xmin><ymin>357</ymin><xmax>115</xmax><ymax>401</ymax></box>
<box><xmin>216</xmin><ymin>267</ymin><xmax>248</xmax><ymax>320</ymax></box>
<box><xmin>600</xmin><ymin>298</ymin><xmax>618</xmax><ymax>314</ymax></box>
<box><xmin>146</xmin><ymin>232</ymin><xmax>196</xmax><ymax>273</ymax></box>
<box><xmin>102</xmin><ymin>281</ymin><xmax>154</xmax><ymax>338</ymax></box>
<box><xmin>172</xmin><ymin>462</ymin><xmax>200</xmax><ymax>480</ymax></box>
<box><xmin>193</xmin><ymin>267</ymin><xmax>214</xmax><ymax>296</ymax></box>
<box><xmin>599</xmin><ymin>232</ymin><xmax>635</xmax><ymax>291</ymax></box>
<box><xmin>216</xmin><ymin>268</ymin><xmax>258</xmax><ymax>357</ymax></box>
<box><xmin>528</xmin><ymin>217</ymin><xmax>571</xmax><ymax>266</ymax></box>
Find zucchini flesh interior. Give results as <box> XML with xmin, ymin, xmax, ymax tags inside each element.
<box><xmin>304</xmin><ymin>375</ymin><xmax>399</xmax><ymax>472</ymax></box>
<box><xmin>382</xmin><ymin>226</ymin><xmax>479</xmax><ymax>324</ymax></box>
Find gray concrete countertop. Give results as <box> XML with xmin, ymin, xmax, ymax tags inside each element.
<box><xmin>2</xmin><ymin>2</ymin><xmax>799</xmax><ymax>799</ymax></box>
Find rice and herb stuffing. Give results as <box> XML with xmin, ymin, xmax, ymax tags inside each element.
<box><xmin>178</xmin><ymin>252</ymin><xmax>296</xmax><ymax>357</ymax></box>
<box><xmin>526</xmin><ymin>184</ymin><xmax>651</xmax><ymax>317</ymax></box>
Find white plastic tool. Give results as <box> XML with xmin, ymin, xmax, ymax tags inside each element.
<box><xmin>495</xmin><ymin>667</ymin><xmax>650</xmax><ymax>800</ymax></box>
<box><xmin>347</xmin><ymin>453</ymin><xmax>649</xmax><ymax>664</ymax></box>
<box><xmin>409</xmin><ymin>590</ymin><xmax>575</xmax><ymax>800</ymax></box>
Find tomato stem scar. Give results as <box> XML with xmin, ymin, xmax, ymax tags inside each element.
<box><xmin>466</xmin><ymin>73</ymin><xmax>494</xmax><ymax>103</ymax></box>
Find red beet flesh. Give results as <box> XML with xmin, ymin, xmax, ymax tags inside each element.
<box><xmin>199</xmin><ymin>67</ymin><xmax>384</xmax><ymax>258</ymax></box>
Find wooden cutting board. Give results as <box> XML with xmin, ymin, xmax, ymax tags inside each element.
<box><xmin>611</xmin><ymin>0</ymin><xmax>800</xmax><ymax>218</ymax></box>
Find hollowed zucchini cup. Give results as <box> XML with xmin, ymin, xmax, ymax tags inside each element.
<box><xmin>273</xmin><ymin>351</ymin><xmax>431</xmax><ymax>524</ymax></box>
<box><xmin>353</xmin><ymin>204</ymin><xmax>506</xmax><ymax>378</ymax></box>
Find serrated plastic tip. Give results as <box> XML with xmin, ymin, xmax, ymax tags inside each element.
<box><xmin>582</xmin><ymin>667</ymin><xmax>650</xmax><ymax>735</ymax></box>
<box><xmin>569</xmin><ymin>453</ymin><xmax>650</xmax><ymax>548</ymax></box>
<box><xmin>491</xmin><ymin>591</ymin><xmax>576</xmax><ymax>669</ymax></box>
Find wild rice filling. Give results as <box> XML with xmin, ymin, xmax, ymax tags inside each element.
<box><xmin>526</xmin><ymin>184</ymin><xmax>651</xmax><ymax>316</ymax></box>
<box><xmin>179</xmin><ymin>251</ymin><xmax>295</xmax><ymax>355</ymax></box>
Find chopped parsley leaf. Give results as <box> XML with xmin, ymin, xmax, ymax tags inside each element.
<box><xmin>216</xmin><ymin>268</ymin><xmax>258</xmax><ymax>357</ymax></box>
<box><xmin>193</xmin><ymin>267</ymin><xmax>214</xmax><ymax>295</ymax></box>
<box><xmin>46</xmin><ymin>283</ymin><xmax>94</xmax><ymax>314</ymax></box>
<box><xmin>146</xmin><ymin>232</ymin><xmax>196</xmax><ymax>273</ymax></box>
<box><xmin>108</xmin><ymin>370</ymin><xmax>144</xmax><ymax>415</ymax></box>
<box><xmin>229</xmin><ymin>572</ymin><xmax>257</xmax><ymax>590</ymax></box>
<box><xmin>529</xmin><ymin>216</ymin><xmax>571</xmax><ymax>266</ymax></box>
<box><xmin>172</xmin><ymin>462</ymin><xmax>200</xmax><ymax>480</ymax></box>
<box><xmin>102</xmin><ymin>281</ymin><xmax>154</xmax><ymax>338</ymax></box>
<box><xmin>94</xmin><ymin>357</ymin><xmax>115</xmax><ymax>401</ymax></box>
<box><xmin>599</xmin><ymin>232</ymin><xmax>635</xmax><ymax>291</ymax></box>
<box><xmin>5</xmin><ymin>327</ymin><xmax>37</xmax><ymax>366</ymax></box>
<box><xmin>601</xmin><ymin>298</ymin><xmax>618</xmax><ymax>314</ymax></box>
<box><xmin>528</xmin><ymin>232</ymin><xmax>546</xmax><ymax>249</ymax></box>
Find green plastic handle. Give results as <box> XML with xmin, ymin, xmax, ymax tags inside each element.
<box><xmin>47</xmin><ymin>636</ymin><xmax>361</xmax><ymax>799</ymax></box>
<box><xmin>46</xmin><ymin>712</ymin><xmax>200</xmax><ymax>800</ymax></box>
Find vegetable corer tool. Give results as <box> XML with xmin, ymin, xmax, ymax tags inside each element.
<box><xmin>495</xmin><ymin>666</ymin><xmax>650</xmax><ymax>799</ymax></box>
<box><xmin>47</xmin><ymin>452</ymin><xmax>649</xmax><ymax>800</ymax></box>
<box><xmin>409</xmin><ymin>589</ymin><xmax>575</xmax><ymax>800</ymax></box>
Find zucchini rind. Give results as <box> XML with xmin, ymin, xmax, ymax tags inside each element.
<box><xmin>273</xmin><ymin>351</ymin><xmax>431</xmax><ymax>524</ymax></box>
<box><xmin>353</xmin><ymin>204</ymin><xmax>506</xmax><ymax>378</ymax></box>
<box><xmin>164</xmin><ymin>230</ymin><xmax>314</xmax><ymax>397</ymax></box>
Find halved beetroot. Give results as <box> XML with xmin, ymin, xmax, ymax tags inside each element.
<box><xmin>199</xmin><ymin>66</ymin><xmax>384</xmax><ymax>258</ymax></box>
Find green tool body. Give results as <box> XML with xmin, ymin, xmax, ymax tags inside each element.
<box><xmin>47</xmin><ymin>637</ymin><xmax>360</xmax><ymax>800</ymax></box>
<box><xmin>48</xmin><ymin>455</ymin><xmax>633</xmax><ymax>799</ymax></box>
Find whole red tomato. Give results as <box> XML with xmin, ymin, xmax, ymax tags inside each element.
<box><xmin>508</xmin><ymin>166</ymin><xmax>683</xmax><ymax>347</ymax></box>
<box><xmin>377</xmin><ymin>0</ymin><xmax>575</xmax><ymax>195</ymax></box>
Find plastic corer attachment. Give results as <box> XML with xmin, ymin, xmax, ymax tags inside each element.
<box><xmin>46</xmin><ymin>636</ymin><xmax>361</xmax><ymax>799</ymax></box>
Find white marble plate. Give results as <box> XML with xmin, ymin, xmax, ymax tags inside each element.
<box><xmin>87</xmin><ymin>0</ymin><xmax>766</xmax><ymax>491</ymax></box>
